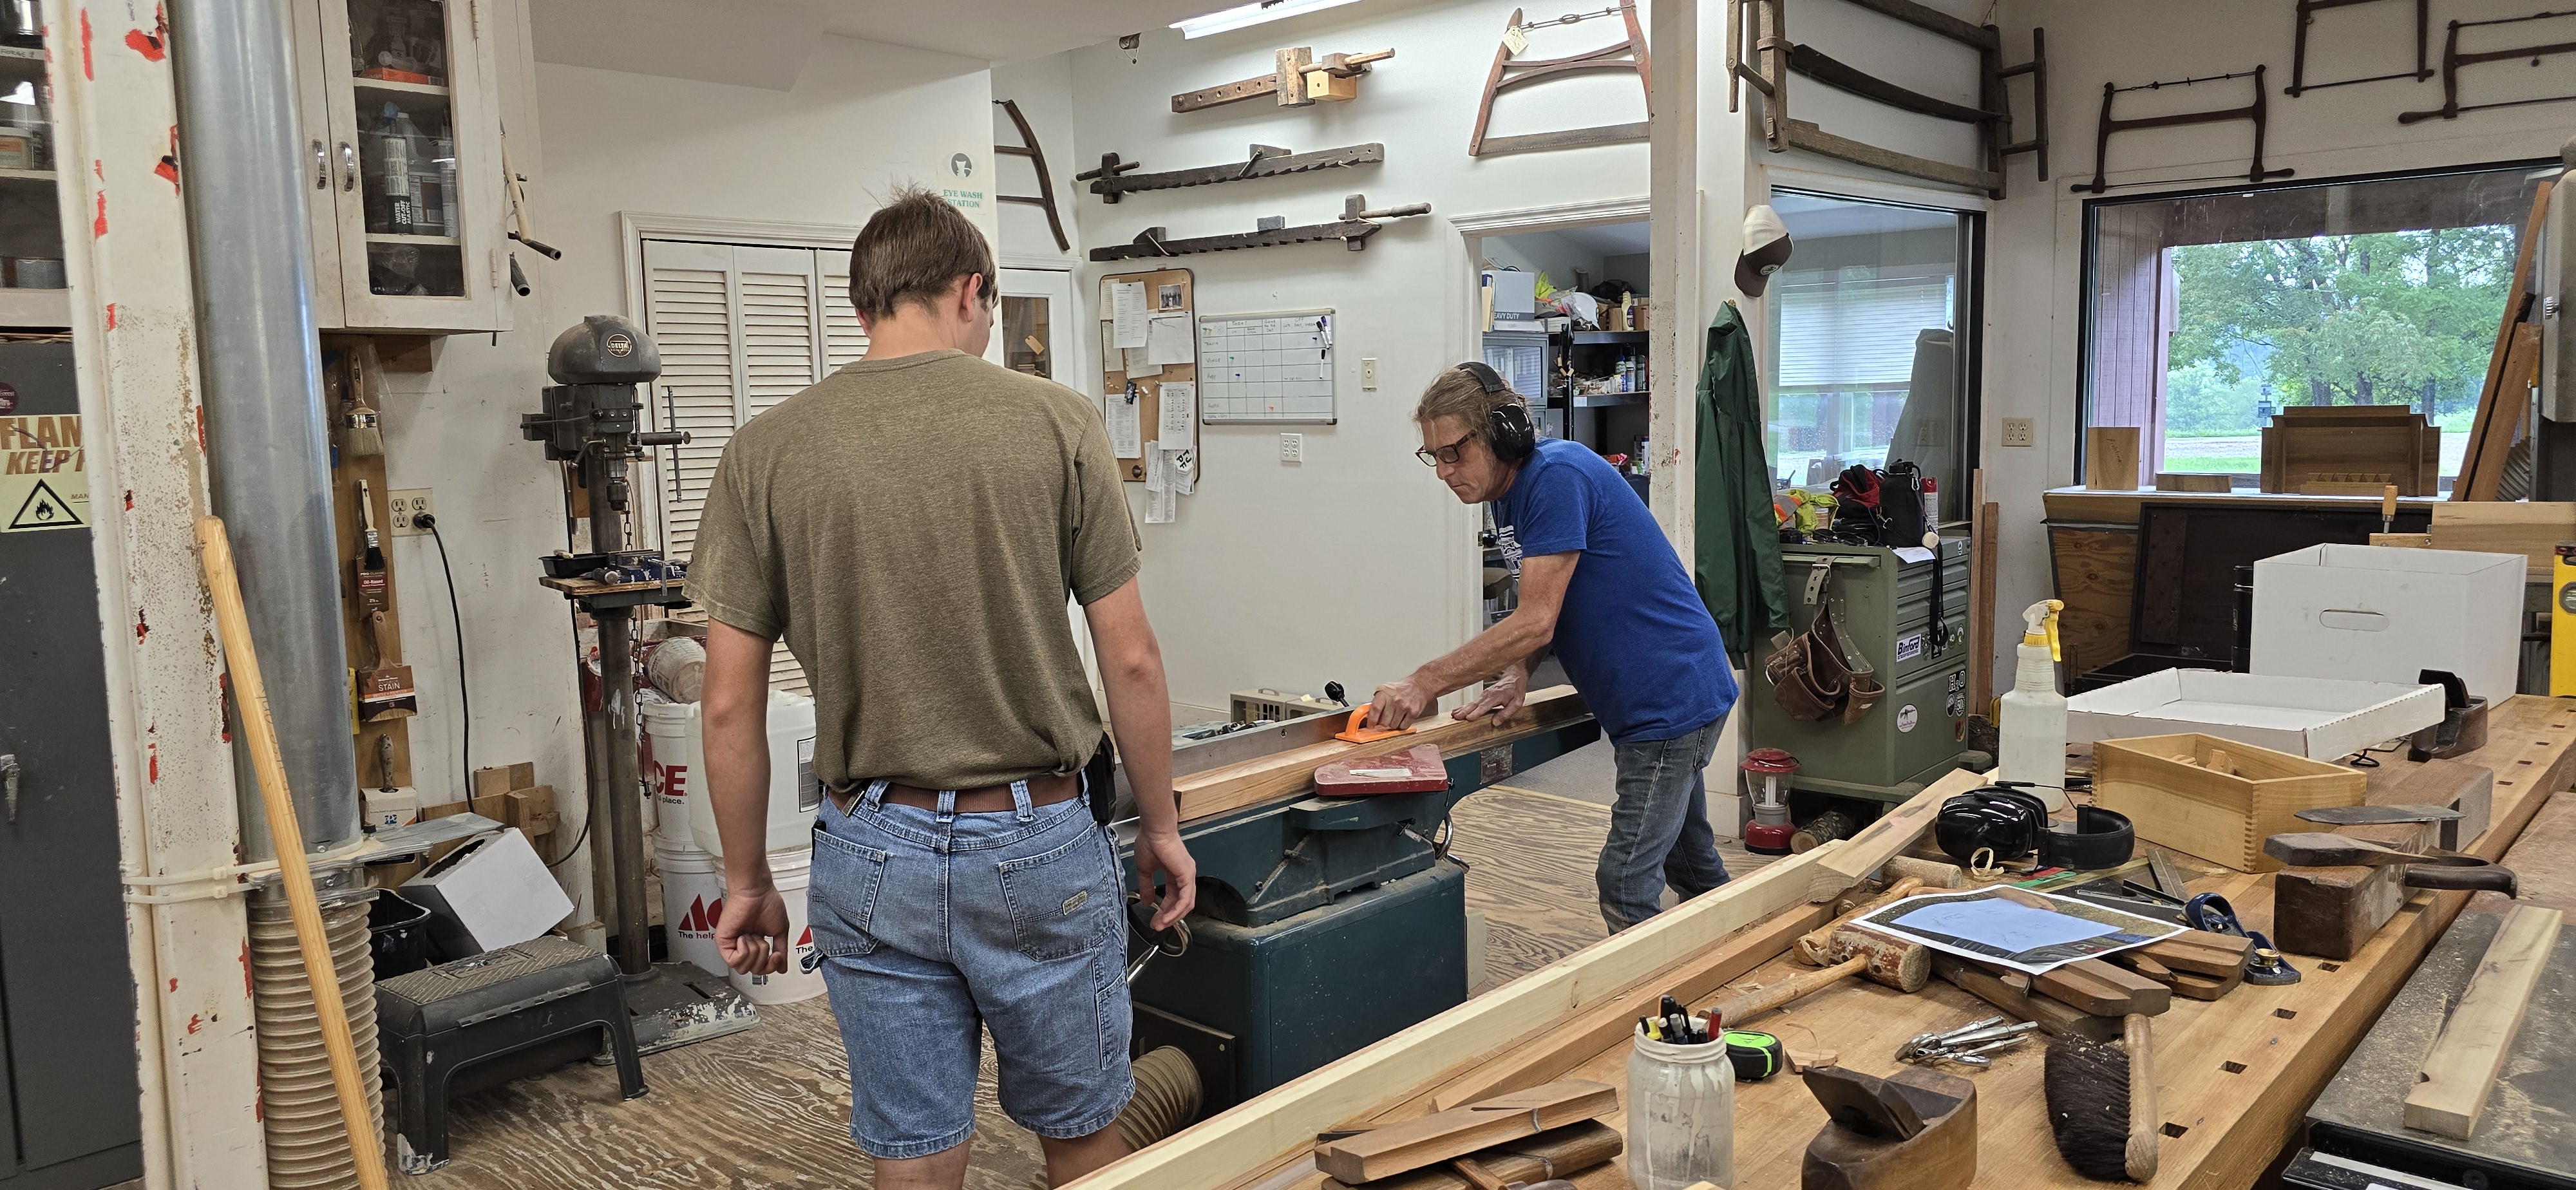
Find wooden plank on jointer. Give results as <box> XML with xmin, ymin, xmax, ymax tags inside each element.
<box><xmin>1175</xmin><ymin>686</ymin><xmax>1589</xmax><ymax>823</ymax></box>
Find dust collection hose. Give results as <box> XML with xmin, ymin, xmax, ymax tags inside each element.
<box><xmin>1029</xmin><ymin>1046</ymin><xmax>1204</xmax><ymax>1187</ymax></box>
<box><xmin>249</xmin><ymin>883</ymin><xmax>385</xmax><ymax>1189</ymax></box>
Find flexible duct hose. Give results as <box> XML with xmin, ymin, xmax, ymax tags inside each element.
<box><xmin>1118</xmin><ymin>1046</ymin><xmax>1203</xmax><ymax>1152</ymax></box>
<box><xmin>1029</xmin><ymin>1046</ymin><xmax>1203</xmax><ymax>1188</ymax></box>
<box><xmin>249</xmin><ymin>889</ymin><xmax>384</xmax><ymax>1188</ymax></box>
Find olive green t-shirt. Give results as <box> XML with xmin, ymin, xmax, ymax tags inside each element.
<box><xmin>685</xmin><ymin>349</ymin><xmax>1141</xmax><ymax>791</ymax></box>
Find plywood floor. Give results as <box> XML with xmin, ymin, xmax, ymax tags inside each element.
<box><xmin>407</xmin><ymin>782</ymin><xmax>1772</xmax><ymax>1189</ymax></box>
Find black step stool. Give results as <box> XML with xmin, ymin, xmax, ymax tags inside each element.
<box><xmin>377</xmin><ymin>936</ymin><xmax>646</xmax><ymax>1174</ymax></box>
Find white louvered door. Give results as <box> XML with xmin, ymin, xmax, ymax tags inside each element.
<box><xmin>641</xmin><ymin>238</ymin><xmax>866</xmax><ymax>695</ymax></box>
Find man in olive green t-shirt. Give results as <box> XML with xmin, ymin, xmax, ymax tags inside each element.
<box><xmin>690</xmin><ymin>187</ymin><xmax>1195</xmax><ymax>1189</ymax></box>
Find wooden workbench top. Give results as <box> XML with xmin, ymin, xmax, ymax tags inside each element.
<box><xmin>2042</xmin><ymin>485</ymin><xmax>2445</xmax><ymax>524</ymax></box>
<box><xmin>1209</xmin><ymin>695</ymin><xmax>2576</xmax><ymax>1190</ymax></box>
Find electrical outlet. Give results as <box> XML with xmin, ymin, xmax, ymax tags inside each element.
<box><xmin>2000</xmin><ymin>417</ymin><xmax>2036</xmax><ymax>448</ymax></box>
<box><xmin>388</xmin><ymin>488</ymin><xmax>434</xmax><ymax>535</ymax></box>
<box><xmin>1280</xmin><ymin>433</ymin><xmax>1304</xmax><ymax>464</ymax></box>
<box><xmin>1361</xmin><ymin>357</ymin><xmax>1378</xmax><ymax>390</ymax></box>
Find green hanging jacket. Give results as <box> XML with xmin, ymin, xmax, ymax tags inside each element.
<box><xmin>1694</xmin><ymin>303</ymin><xmax>1790</xmax><ymax>664</ymax></box>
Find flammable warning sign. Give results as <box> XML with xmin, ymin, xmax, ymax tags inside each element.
<box><xmin>3</xmin><ymin>414</ymin><xmax>87</xmax><ymax>533</ymax></box>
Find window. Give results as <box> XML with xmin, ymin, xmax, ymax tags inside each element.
<box><xmin>1766</xmin><ymin>191</ymin><xmax>1980</xmax><ymax>521</ymax></box>
<box><xmin>639</xmin><ymin>238</ymin><xmax>868</xmax><ymax>693</ymax></box>
<box><xmin>2081</xmin><ymin>165</ymin><xmax>2548</xmax><ymax>491</ymax></box>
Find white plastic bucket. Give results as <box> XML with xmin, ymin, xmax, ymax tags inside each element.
<box><xmin>655</xmin><ymin>843</ymin><xmax>728</xmax><ymax>976</ymax></box>
<box><xmin>729</xmin><ymin>847</ymin><xmax>824</xmax><ymax>1005</ymax></box>
<box><xmin>645</xmin><ymin>690</ymin><xmax>821</xmax><ymax>855</ymax></box>
<box><xmin>639</xmin><ymin>701</ymin><xmax>696</xmax><ymax>844</ymax></box>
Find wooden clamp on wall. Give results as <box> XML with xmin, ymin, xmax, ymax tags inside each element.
<box><xmin>1171</xmin><ymin>46</ymin><xmax>1392</xmax><ymax>113</ymax></box>
<box><xmin>2072</xmin><ymin>67</ymin><xmax>2295</xmax><ymax>194</ymax></box>
<box><xmin>1469</xmin><ymin>5</ymin><xmax>1650</xmax><ymax>158</ymax></box>
<box><xmin>1090</xmin><ymin>194</ymin><xmax>1430</xmax><ymax>263</ymax></box>
<box><xmin>992</xmin><ymin>99</ymin><xmax>1069</xmax><ymax>253</ymax></box>
<box><xmin>1078</xmin><ymin>143</ymin><xmax>1383</xmax><ymax>204</ymax></box>
<box><xmin>1725</xmin><ymin>0</ymin><xmax>2047</xmax><ymax>197</ymax></box>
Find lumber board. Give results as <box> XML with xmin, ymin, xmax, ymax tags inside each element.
<box><xmin>1176</xmin><ymin>686</ymin><xmax>1588</xmax><ymax>822</ymax></box>
<box><xmin>1320</xmin><ymin>1121</ymin><xmax>1621</xmax><ymax>1190</ymax></box>
<box><xmin>2085</xmin><ymin>426</ymin><xmax>2141</xmax><ymax>491</ymax></box>
<box><xmin>1312</xmin><ymin>1081</ymin><xmax>1615</xmax><ymax>1182</ymax></box>
<box><xmin>2429</xmin><ymin>501</ymin><xmax>2576</xmax><ymax>580</ymax></box>
<box><xmin>2400</xmin><ymin>903</ymin><xmax>2564</xmax><ymax>1138</ymax></box>
<box><xmin>2454</xmin><ymin>180</ymin><xmax>2553</xmax><ymax>504</ymax></box>
<box><xmin>1966</xmin><ymin>470</ymin><xmax>1997</xmax><ymax>715</ymax></box>
<box><xmin>1804</xmin><ymin>779</ymin><xmax>1965</xmax><ymax>902</ymax></box>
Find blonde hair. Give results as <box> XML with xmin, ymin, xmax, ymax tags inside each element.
<box><xmin>1413</xmin><ymin>366</ymin><xmax>1530</xmax><ymax>453</ymax></box>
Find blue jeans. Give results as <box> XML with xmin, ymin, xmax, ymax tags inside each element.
<box><xmin>1598</xmin><ymin>715</ymin><xmax>1732</xmax><ymax>932</ymax></box>
<box><xmin>805</xmin><ymin>779</ymin><xmax>1132</xmax><ymax>1160</ymax></box>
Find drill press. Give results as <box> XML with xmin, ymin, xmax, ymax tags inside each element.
<box><xmin>522</xmin><ymin>314</ymin><xmax>753</xmax><ymax>1052</ymax></box>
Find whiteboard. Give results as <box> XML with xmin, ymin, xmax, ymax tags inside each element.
<box><xmin>1197</xmin><ymin>309</ymin><xmax>1335</xmax><ymax>424</ymax></box>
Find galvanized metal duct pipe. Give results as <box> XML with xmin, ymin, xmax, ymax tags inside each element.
<box><xmin>168</xmin><ymin>0</ymin><xmax>358</xmax><ymax>855</ymax></box>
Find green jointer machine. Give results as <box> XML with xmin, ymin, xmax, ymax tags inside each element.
<box><xmin>1110</xmin><ymin>701</ymin><xmax>1598</xmax><ymax>1111</ymax></box>
<box><xmin>1747</xmin><ymin>536</ymin><xmax>1981</xmax><ymax>809</ymax></box>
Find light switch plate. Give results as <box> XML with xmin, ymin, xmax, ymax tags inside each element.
<box><xmin>1361</xmin><ymin>357</ymin><xmax>1378</xmax><ymax>390</ymax></box>
<box><xmin>388</xmin><ymin>488</ymin><xmax>434</xmax><ymax>534</ymax></box>
<box><xmin>2000</xmin><ymin>417</ymin><xmax>2035</xmax><ymax>448</ymax></box>
<box><xmin>1280</xmin><ymin>433</ymin><xmax>1304</xmax><ymax>464</ymax></box>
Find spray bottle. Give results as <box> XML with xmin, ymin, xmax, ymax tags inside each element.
<box><xmin>1997</xmin><ymin>599</ymin><xmax>2069</xmax><ymax>809</ymax></box>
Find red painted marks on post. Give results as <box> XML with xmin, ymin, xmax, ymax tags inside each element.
<box><xmin>240</xmin><ymin>940</ymin><xmax>252</xmax><ymax>998</ymax></box>
<box><xmin>78</xmin><ymin>8</ymin><xmax>91</xmax><ymax>80</ymax></box>
<box><xmin>91</xmin><ymin>189</ymin><xmax>105</xmax><ymax>238</ymax></box>
<box><xmin>167</xmin><ymin>978</ymin><xmax>178</xmax><ymax>992</ymax></box>
<box><xmin>122</xmin><ymin>488</ymin><xmax>132</xmax><ymax>510</ymax></box>
<box><xmin>104</xmin><ymin>302</ymin><xmax>116</xmax><ymax>330</ymax></box>
<box><xmin>133</xmin><ymin>607</ymin><xmax>147</xmax><ymax>642</ymax></box>
<box><xmin>146</xmin><ymin>741</ymin><xmax>157</xmax><ymax>782</ymax></box>
<box><xmin>124</xmin><ymin>21</ymin><xmax>164</xmax><ymax>63</ymax></box>
<box><xmin>184</xmin><ymin>1013</ymin><xmax>202</xmax><ymax>1034</ymax></box>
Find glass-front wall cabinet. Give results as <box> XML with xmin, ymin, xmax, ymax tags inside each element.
<box><xmin>295</xmin><ymin>0</ymin><xmax>509</xmax><ymax>332</ymax></box>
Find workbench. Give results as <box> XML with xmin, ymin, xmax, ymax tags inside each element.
<box><xmin>1067</xmin><ymin>694</ymin><xmax>2576</xmax><ymax>1190</ymax></box>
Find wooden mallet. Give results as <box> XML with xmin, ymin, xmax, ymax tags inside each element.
<box><xmin>1717</xmin><ymin>928</ymin><xmax>1931</xmax><ymax>1026</ymax></box>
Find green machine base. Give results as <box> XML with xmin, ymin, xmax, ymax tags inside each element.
<box><xmin>1130</xmin><ymin>861</ymin><xmax>1466</xmax><ymax>1100</ymax></box>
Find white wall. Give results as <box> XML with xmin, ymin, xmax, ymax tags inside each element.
<box><xmin>1976</xmin><ymin>0</ymin><xmax>2576</xmax><ymax>694</ymax></box>
<box><xmin>1483</xmin><ymin>229</ymin><xmax>1607</xmax><ymax>287</ymax></box>
<box><xmin>374</xmin><ymin>10</ymin><xmax>998</xmax><ymax>925</ymax></box>
<box><xmin>1059</xmin><ymin>0</ymin><xmax>1656</xmax><ymax>710</ymax></box>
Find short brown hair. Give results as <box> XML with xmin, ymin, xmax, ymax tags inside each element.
<box><xmin>846</xmin><ymin>185</ymin><xmax>999</xmax><ymax>322</ymax></box>
<box><xmin>1414</xmin><ymin>365</ymin><xmax>1530</xmax><ymax>453</ymax></box>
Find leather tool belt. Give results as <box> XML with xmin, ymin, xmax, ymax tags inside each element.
<box><xmin>1764</xmin><ymin>560</ymin><xmax>1883</xmax><ymax>724</ymax></box>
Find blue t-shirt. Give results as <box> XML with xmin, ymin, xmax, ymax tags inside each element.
<box><xmin>1492</xmin><ymin>439</ymin><xmax>1736</xmax><ymax>744</ymax></box>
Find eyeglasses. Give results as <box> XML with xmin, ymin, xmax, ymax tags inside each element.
<box><xmin>1416</xmin><ymin>431</ymin><xmax>1476</xmax><ymax>467</ymax></box>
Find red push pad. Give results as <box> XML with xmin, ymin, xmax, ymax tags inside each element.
<box><xmin>1312</xmin><ymin>742</ymin><xmax>1452</xmax><ymax>796</ymax></box>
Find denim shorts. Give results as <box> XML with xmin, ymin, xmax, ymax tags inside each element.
<box><xmin>805</xmin><ymin>778</ymin><xmax>1133</xmax><ymax>1160</ymax></box>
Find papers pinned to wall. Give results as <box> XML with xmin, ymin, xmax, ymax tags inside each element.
<box><xmin>1106</xmin><ymin>382</ymin><xmax>1142</xmax><ymax>458</ymax></box>
<box><xmin>1110</xmin><ymin>281</ymin><xmax>1150</xmax><ymax>348</ymax></box>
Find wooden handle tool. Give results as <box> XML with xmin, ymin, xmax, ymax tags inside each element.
<box><xmin>1718</xmin><ymin>929</ymin><xmax>1929</xmax><ymax>1024</ymax></box>
<box><xmin>2124</xmin><ymin>1012</ymin><xmax>2158</xmax><ymax>1182</ymax></box>
<box><xmin>1797</xmin><ymin>876</ymin><xmax>1926</xmax><ymax>964</ymax></box>
<box><xmin>2263</xmin><ymin>831</ymin><xmax>2496</xmax><ymax>867</ymax></box>
<box><xmin>198</xmin><ymin>517</ymin><xmax>390</xmax><ymax>1190</ymax></box>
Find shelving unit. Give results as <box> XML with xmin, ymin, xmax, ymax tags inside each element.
<box><xmin>0</xmin><ymin>35</ymin><xmax>63</xmax><ymax>328</ymax></box>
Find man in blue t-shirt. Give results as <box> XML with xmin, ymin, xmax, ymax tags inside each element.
<box><xmin>1365</xmin><ymin>363</ymin><xmax>1739</xmax><ymax>931</ymax></box>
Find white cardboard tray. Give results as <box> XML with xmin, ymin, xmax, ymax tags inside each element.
<box><xmin>2066</xmin><ymin>670</ymin><xmax>2444</xmax><ymax>760</ymax></box>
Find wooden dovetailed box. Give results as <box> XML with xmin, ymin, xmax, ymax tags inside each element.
<box><xmin>2090</xmin><ymin>733</ymin><xmax>2366</xmax><ymax>873</ymax></box>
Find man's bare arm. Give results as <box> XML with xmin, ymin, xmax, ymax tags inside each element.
<box><xmin>1368</xmin><ymin>551</ymin><xmax>1577</xmax><ymax>730</ymax></box>
<box><xmin>1083</xmin><ymin>577</ymin><xmax>1198</xmax><ymax>930</ymax></box>
<box><xmin>705</xmin><ymin>619</ymin><xmax>790</xmax><ymax>972</ymax></box>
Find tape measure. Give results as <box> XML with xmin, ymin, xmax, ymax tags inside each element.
<box><xmin>1723</xmin><ymin>1030</ymin><xmax>1784</xmax><ymax>1081</ymax></box>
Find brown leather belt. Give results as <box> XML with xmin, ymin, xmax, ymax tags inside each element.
<box><xmin>833</xmin><ymin>772</ymin><xmax>1082</xmax><ymax>815</ymax></box>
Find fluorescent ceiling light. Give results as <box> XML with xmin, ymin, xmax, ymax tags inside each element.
<box><xmin>1173</xmin><ymin>0</ymin><xmax>1363</xmax><ymax>39</ymax></box>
